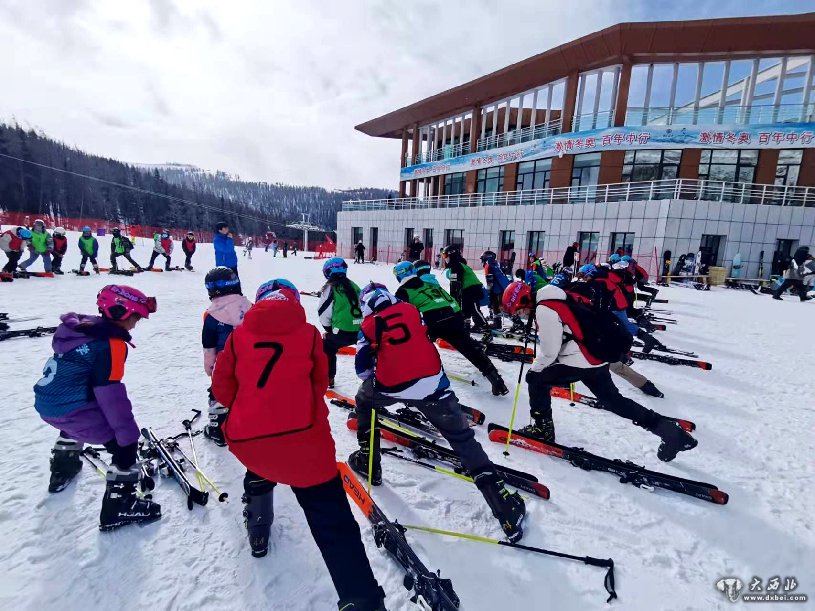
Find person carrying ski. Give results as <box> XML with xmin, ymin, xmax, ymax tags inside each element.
<box><xmin>318</xmin><ymin>257</ymin><xmax>362</xmax><ymax>388</ymax></box>
<box><xmin>110</xmin><ymin>227</ymin><xmax>142</xmax><ymax>272</ymax></box>
<box><xmin>148</xmin><ymin>229</ymin><xmax>173</xmax><ymax>271</ymax></box>
<box><xmin>562</xmin><ymin>241</ymin><xmax>579</xmax><ymax>269</ymax></box>
<box><xmin>181</xmin><ymin>232</ymin><xmax>196</xmax><ymax>270</ymax></box>
<box><xmin>214</xmin><ymin>222</ymin><xmax>238</xmax><ymax>276</ymax></box>
<box><xmin>354</xmin><ymin>240</ymin><xmax>365</xmax><ymax>264</ymax></box>
<box><xmin>442</xmin><ymin>245</ymin><xmax>489</xmax><ymax>331</ymax></box>
<box><xmin>506</xmin><ymin>279</ymin><xmax>694</xmax><ymax>461</ymax></box>
<box><xmin>210</xmin><ymin>279</ymin><xmax>387</xmax><ymax>610</ymax></box>
<box><xmin>408</xmin><ymin>236</ymin><xmax>424</xmax><ymax>261</ymax></box>
<box><xmin>201</xmin><ymin>267</ymin><xmax>252</xmax><ymax>446</ymax></box>
<box><xmin>394</xmin><ymin>261</ymin><xmax>508</xmax><ymax>396</ymax></box>
<box><xmin>20</xmin><ymin>218</ymin><xmax>53</xmax><ymax>273</ymax></box>
<box><xmin>33</xmin><ymin>285</ymin><xmax>161</xmax><ymax>530</ymax></box>
<box><xmin>349</xmin><ymin>283</ymin><xmax>525</xmax><ymax>541</ymax></box>
<box><xmin>77</xmin><ymin>226</ymin><xmax>100</xmax><ymax>274</ymax></box>
<box><xmin>0</xmin><ymin>226</ymin><xmax>31</xmax><ymax>273</ymax></box>
<box><xmin>480</xmin><ymin>250</ymin><xmax>510</xmax><ymax>318</ymax></box>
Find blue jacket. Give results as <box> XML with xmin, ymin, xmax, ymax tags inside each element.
<box><xmin>213</xmin><ymin>233</ymin><xmax>238</xmax><ymax>268</ymax></box>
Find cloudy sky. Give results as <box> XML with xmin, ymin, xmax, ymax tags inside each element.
<box><xmin>1</xmin><ymin>0</ymin><xmax>813</xmax><ymax>189</ymax></box>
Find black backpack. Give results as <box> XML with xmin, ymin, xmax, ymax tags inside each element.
<box><xmin>540</xmin><ymin>295</ymin><xmax>633</xmax><ymax>364</ymax></box>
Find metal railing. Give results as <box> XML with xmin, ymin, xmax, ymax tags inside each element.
<box><xmin>342</xmin><ymin>178</ymin><xmax>815</xmax><ymax>211</ymax></box>
<box><xmin>571</xmin><ymin>109</ymin><xmax>616</xmax><ymax>132</ymax></box>
<box><xmin>626</xmin><ymin>103</ymin><xmax>815</xmax><ymax>127</ymax></box>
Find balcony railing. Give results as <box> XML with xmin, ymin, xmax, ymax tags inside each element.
<box><xmin>342</xmin><ymin>178</ymin><xmax>815</xmax><ymax>211</ymax></box>
<box><xmin>625</xmin><ymin>103</ymin><xmax>815</xmax><ymax>127</ymax></box>
<box><xmin>571</xmin><ymin>109</ymin><xmax>616</xmax><ymax>132</ymax></box>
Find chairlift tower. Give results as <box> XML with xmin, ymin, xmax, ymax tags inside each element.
<box><xmin>286</xmin><ymin>213</ymin><xmax>322</xmax><ymax>252</ymax></box>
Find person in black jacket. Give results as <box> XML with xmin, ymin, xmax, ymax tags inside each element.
<box><xmin>562</xmin><ymin>241</ymin><xmax>579</xmax><ymax>269</ymax></box>
<box><xmin>354</xmin><ymin>240</ymin><xmax>365</xmax><ymax>264</ymax></box>
<box><xmin>407</xmin><ymin>236</ymin><xmax>424</xmax><ymax>261</ymax></box>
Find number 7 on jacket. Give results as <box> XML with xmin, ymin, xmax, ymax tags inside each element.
<box><xmin>254</xmin><ymin>341</ymin><xmax>284</xmax><ymax>388</ymax></box>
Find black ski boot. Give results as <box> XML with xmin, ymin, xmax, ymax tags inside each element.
<box><xmin>99</xmin><ymin>467</ymin><xmax>161</xmax><ymax>531</ymax></box>
<box><xmin>639</xmin><ymin>381</ymin><xmax>664</xmax><ymax>398</ymax></box>
<box><xmin>473</xmin><ymin>470</ymin><xmax>525</xmax><ymax>543</ymax></box>
<box><xmin>636</xmin><ymin>329</ymin><xmax>662</xmax><ymax>353</ymax></box>
<box><xmin>337</xmin><ymin>587</ymin><xmax>388</xmax><ymax>611</ymax></box>
<box><xmin>518</xmin><ymin>418</ymin><xmax>556</xmax><ymax>443</ymax></box>
<box><xmin>328</xmin><ymin>377</ymin><xmax>335</xmax><ymax>389</ymax></box>
<box><xmin>49</xmin><ymin>437</ymin><xmax>84</xmax><ymax>493</ymax></box>
<box><xmin>242</xmin><ymin>489</ymin><xmax>274</xmax><ymax>558</ymax></box>
<box><xmin>204</xmin><ymin>401</ymin><xmax>228</xmax><ymax>447</ymax></box>
<box><xmin>93</xmin><ymin>265</ymin><xmax>100</xmax><ymax>274</ymax></box>
<box><xmin>484</xmin><ymin>368</ymin><xmax>509</xmax><ymax>396</ymax></box>
<box><xmin>348</xmin><ymin>442</ymin><xmax>382</xmax><ymax>487</ymax></box>
<box><xmin>652</xmin><ymin>418</ymin><xmax>698</xmax><ymax>462</ymax></box>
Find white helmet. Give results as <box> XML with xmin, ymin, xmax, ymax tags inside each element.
<box><xmin>54</xmin><ymin>227</ymin><xmax>66</xmax><ymax>236</ymax></box>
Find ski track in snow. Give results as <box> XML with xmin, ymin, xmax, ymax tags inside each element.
<box><xmin>1</xmin><ymin>230</ymin><xmax>813</xmax><ymax>611</ymax></box>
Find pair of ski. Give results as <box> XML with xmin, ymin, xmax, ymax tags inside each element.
<box><xmin>0</xmin><ymin>326</ymin><xmax>57</xmax><ymax>342</ymax></box>
<box><xmin>631</xmin><ymin>338</ymin><xmax>698</xmax><ymax>358</ymax></box>
<box><xmin>139</xmin><ymin>427</ymin><xmax>210</xmax><ymax>510</ymax></box>
<box><xmin>10</xmin><ymin>270</ymin><xmax>54</xmax><ymax>278</ymax></box>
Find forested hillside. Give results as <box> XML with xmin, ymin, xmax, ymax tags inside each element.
<box><xmin>0</xmin><ymin>122</ymin><xmax>392</xmax><ymax>236</ymax></box>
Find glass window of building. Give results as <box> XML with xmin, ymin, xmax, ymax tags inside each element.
<box><xmin>476</xmin><ymin>166</ymin><xmax>505</xmax><ymax>193</ymax></box>
<box><xmin>610</xmin><ymin>232</ymin><xmax>635</xmax><ymax>256</ymax></box>
<box><xmin>775</xmin><ymin>149</ymin><xmax>803</xmax><ymax>186</ymax></box>
<box><xmin>444</xmin><ymin>172</ymin><xmax>466</xmax><ymax>195</ymax></box>
<box><xmin>578</xmin><ymin>231</ymin><xmax>600</xmax><ymax>265</ymax></box>
<box><xmin>423</xmin><ymin>228</ymin><xmax>433</xmax><ymax>250</ymax></box>
<box><xmin>622</xmin><ymin>150</ymin><xmax>681</xmax><ymax>182</ymax></box>
<box><xmin>444</xmin><ymin>229</ymin><xmax>464</xmax><ymax>249</ymax></box>
<box><xmin>352</xmin><ymin>227</ymin><xmax>363</xmax><ymax>244</ymax></box>
<box><xmin>698</xmin><ymin>149</ymin><xmax>758</xmax><ymax>183</ymax></box>
<box><xmin>516</xmin><ymin>159</ymin><xmax>552</xmax><ymax>190</ymax></box>
<box><xmin>527</xmin><ymin>231</ymin><xmax>546</xmax><ymax>256</ymax></box>
<box><xmin>571</xmin><ymin>153</ymin><xmax>602</xmax><ymax>187</ymax></box>
<box><xmin>404</xmin><ymin>228</ymin><xmax>414</xmax><ymax>247</ymax></box>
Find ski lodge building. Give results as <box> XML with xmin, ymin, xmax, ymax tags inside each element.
<box><xmin>338</xmin><ymin>13</ymin><xmax>815</xmax><ymax>277</ymax></box>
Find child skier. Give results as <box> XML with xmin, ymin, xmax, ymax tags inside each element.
<box><xmin>19</xmin><ymin>219</ymin><xmax>53</xmax><ymax>273</ymax></box>
<box><xmin>51</xmin><ymin>227</ymin><xmax>68</xmax><ymax>275</ymax></box>
<box><xmin>0</xmin><ymin>226</ymin><xmax>31</xmax><ymax>273</ymax></box>
<box><xmin>393</xmin><ymin>261</ymin><xmax>508</xmax><ymax>396</ymax></box>
<box><xmin>349</xmin><ymin>283</ymin><xmax>525</xmax><ymax>542</ymax></box>
<box><xmin>480</xmin><ymin>250</ymin><xmax>510</xmax><ymax>318</ymax></box>
<box><xmin>413</xmin><ymin>260</ymin><xmax>438</xmax><ymax>284</ymax></box>
<box><xmin>201</xmin><ymin>267</ymin><xmax>252</xmax><ymax>446</ymax></box>
<box><xmin>33</xmin><ymin>285</ymin><xmax>161</xmax><ymax>530</ymax></box>
<box><xmin>181</xmin><ymin>231</ymin><xmax>196</xmax><ymax>270</ymax></box>
<box><xmin>148</xmin><ymin>230</ymin><xmax>173</xmax><ymax>271</ymax></box>
<box><xmin>442</xmin><ymin>245</ymin><xmax>489</xmax><ymax>331</ymax></box>
<box><xmin>78</xmin><ymin>226</ymin><xmax>100</xmax><ymax>274</ymax></box>
<box><xmin>243</xmin><ymin>237</ymin><xmax>254</xmax><ymax>259</ymax></box>
<box><xmin>110</xmin><ymin>227</ymin><xmax>142</xmax><ymax>271</ymax></box>
<box><xmin>318</xmin><ymin>257</ymin><xmax>363</xmax><ymax>388</ymax></box>
<box><xmin>211</xmin><ymin>279</ymin><xmax>386</xmax><ymax>610</ymax></box>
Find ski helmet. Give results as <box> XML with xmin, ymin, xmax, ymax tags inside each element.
<box><xmin>480</xmin><ymin>250</ymin><xmax>497</xmax><ymax>264</ymax></box>
<box><xmin>54</xmin><ymin>227</ymin><xmax>66</xmax><ymax>236</ymax></box>
<box><xmin>608</xmin><ymin>253</ymin><xmax>621</xmax><ymax>264</ymax></box>
<box><xmin>186</xmin><ymin>231</ymin><xmax>194</xmax><ymax>238</ymax></box>
<box><xmin>33</xmin><ymin>219</ymin><xmax>45</xmax><ymax>229</ymax></box>
<box><xmin>16</xmin><ymin>227</ymin><xmax>32</xmax><ymax>239</ymax></box>
<box><xmin>550</xmin><ymin>271</ymin><xmax>572</xmax><ymax>288</ymax></box>
<box><xmin>97</xmin><ymin>285</ymin><xmax>157</xmax><ymax>320</ymax></box>
<box><xmin>161</xmin><ymin>229</ymin><xmax>170</xmax><ymax>238</ymax></box>
<box><xmin>442</xmin><ymin>245</ymin><xmax>460</xmax><ymax>257</ymax></box>
<box><xmin>111</xmin><ymin>227</ymin><xmax>121</xmax><ymax>236</ymax></box>
<box><xmin>620</xmin><ymin>255</ymin><xmax>632</xmax><ymax>263</ymax></box>
<box><xmin>414</xmin><ymin>260</ymin><xmax>431</xmax><ymax>276</ymax></box>
<box><xmin>82</xmin><ymin>226</ymin><xmax>92</xmax><ymax>233</ymax></box>
<box><xmin>577</xmin><ymin>264</ymin><xmax>597</xmax><ymax>278</ymax></box>
<box><xmin>204</xmin><ymin>266</ymin><xmax>242</xmax><ymax>298</ymax></box>
<box><xmin>502</xmin><ymin>281</ymin><xmax>532</xmax><ymax>315</ymax></box>
<box><xmin>256</xmin><ymin>278</ymin><xmax>299</xmax><ymax>303</ymax></box>
<box><xmin>360</xmin><ymin>285</ymin><xmax>397</xmax><ymax>317</ymax></box>
<box><xmin>393</xmin><ymin>261</ymin><xmax>416</xmax><ymax>283</ymax></box>
<box><xmin>322</xmin><ymin>256</ymin><xmax>348</xmax><ymax>279</ymax></box>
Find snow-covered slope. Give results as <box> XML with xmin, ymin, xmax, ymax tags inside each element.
<box><xmin>1</xmin><ymin>229</ymin><xmax>812</xmax><ymax>610</ymax></box>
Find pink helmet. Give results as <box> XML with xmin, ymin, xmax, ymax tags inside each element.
<box><xmin>97</xmin><ymin>285</ymin><xmax>157</xmax><ymax>320</ymax></box>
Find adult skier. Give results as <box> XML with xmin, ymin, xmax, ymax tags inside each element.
<box><xmin>407</xmin><ymin>236</ymin><xmax>424</xmax><ymax>261</ymax></box>
<box><xmin>210</xmin><ymin>279</ymin><xmax>387</xmax><ymax>610</ymax></box>
<box><xmin>51</xmin><ymin>227</ymin><xmax>68</xmax><ymax>275</ymax></box>
<box><xmin>201</xmin><ymin>267</ymin><xmax>252</xmax><ymax>446</ymax></box>
<box><xmin>0</xmin><ymin>226</ymin><xmax>31</xmax><ymax>273</ymax></box>
<box><xmin>33</xmin><ymin>285</ymin><xmax>161</xmax><ymax>529</ymax></box>
<box><xmin>354</xmin><ymin>240</ymin><xmax>366</xmax><ymax>264</ymax></box>
<box><xmin>214</xmin><ymin>222</ymin><xmax>238</xmax><ymax>275</ymax></box>
<box><xmin>348</xmin><ymin>283</ymin><xmax>525</xmax><ymax>541</ymax></box>
<box><xmin>148</xmin><ymin>229</ymin><xmax>173</xmax><ymax>271</ymax></box>
<box><xmin>20</xmin><ymin>219</ymin><xmax>53</xmax><ymax>273</ymax></box>
<box><xmin>442</xmin><ymin>245</ymin><xmax>489</xmax><ymax>331</ymax></box>
<box><xmin>562</xmin><ymin>241</ymin><xmax>579</xmax><ymax>269</ymax></box>
<box><xmin>393</xmin><ymin>261</ymin><xmax>508</xmax><ymax>396</ymax></box>
<box><xmin>110</xmin><ymin>228</ymin><xmax>142</xmax><ymax>272</ymax></box>
<box><xmin>77</xmin><ymin>226</ymin><xmax>100</xmax><ymax>274</ymax></box>
<box><xmin>181</xmin><ymin>231</ymin><xmax>197</xmax><ymax>270</ymax></box>
<box><xmin>318</xmin><ymin>257</ymin><xmax>363</xmax><ymax>388</ymax></box>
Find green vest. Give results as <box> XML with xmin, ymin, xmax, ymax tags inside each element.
<box><xmin>403</xmin><ymin>281</ymin><xmax>460</xmax><ymax>314</ymax></box>
<box><xmin>79</xmin><ymin>235</ymin><xmax>95</xmax><ymax>255</ymax></box>
<box><xmin>461</xmin><ymin>264</ymin><xmax>482</xmax><ymax>290</ymax></box>
<box><xmin>31</xmin><ymin>231</ymin><xmax>48</xmax><ymax>253</ymax></box>
<box><xmin>331</xmin><ymin>281</ymin><xmax>363</xmax><ymax>333</ymax></box>
<box><xmin>112</xmin><ymin>236</ymin><xmax>126</xmax><ymax>254</ymax></box>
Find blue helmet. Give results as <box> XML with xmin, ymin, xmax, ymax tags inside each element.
<box><xmin>17</xmin><ymin>227</ymin><xmax>32</xmax><ymax>239</ymax></box>
<box><xmin>393</xmin><ymin>261</ymin><xmax>416</xmax><ymax>283</ymax></box>
<box><xmin>256</xmin><ymin>278</ymin><xmax>299</xmax><ymax>302</ymax></box>
<box><xmin>322</xmin><ymin>256</ymin><xmax>348</xmax><ymax>279</ymax></box>
<box><xmin>620</xmin><ymin>255</ymin><xmax>632</xmax><ymax>262</ymax></box>
<box><xmin>82</xmin><ymin>225</ymin><xmax>92</xmax><ymax>233</ymax></box>
<box><xmin>577</xmin><ymin>264</ymin><xmax>597</xmax><ymax>278</ymax></box>
<box><xmin>550</xmin><ymin>271</ymin><xmax>572</xmax><ymax>288</ymax></box>
<box><xmin>608</xmin><ymin>253</ymin><xmax>621</xmax><ymax>264</ymax></box>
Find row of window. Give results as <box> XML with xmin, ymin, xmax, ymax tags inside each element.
<box><xmin>439</xmin><ymin>149</ymin><xmax>806</xmax><ymax>195</ymax></box>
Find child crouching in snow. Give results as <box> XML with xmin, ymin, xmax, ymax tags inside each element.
<box><xmin>33</xmin><ymin>285</ymin><xmax>161</xmax><ymax>531</ymax></box>
<box><xmin>211</xmin><ymin>279</ymin><xmax>386</xmax><ymax>611</ymax></box>
<box><xmin>201</xmin><ymin>267</ymin><xmax>252</xmax><ymax>446</ymax></box>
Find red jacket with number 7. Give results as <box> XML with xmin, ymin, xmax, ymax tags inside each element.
<box><xmin>211</xmin><ymin>293</ymin><xmax>337</xmax><ymax>488</ymax></box>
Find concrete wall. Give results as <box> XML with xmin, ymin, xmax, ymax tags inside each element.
<box><xmin>338</xmin><ymin>200</ymin><xmax>815</xmax><ymax>278</ymax></box>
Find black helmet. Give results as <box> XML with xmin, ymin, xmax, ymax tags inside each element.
<box><xmin>111</xmin><ymin>227</ymin><xmax>121</xmax><ymax>236</ymax></box>
<box><xmin>414</xmin><ymin>260</ymin><xmax>431</xmax><ymax>276</ymax></box>
<box><xmin>480</xmin><ymin>250</ymin><xmax>497</xmax><ymax>263</ymax></box>
<box><xmin>443</xmin><ymin>245</ymin><xmax>460</xmax><ymax>257</ymax></box>
<box><xmin>564</xmin><ymin>280</ymin><xmax>595</xmax><ymax>304</ymax></box>
<box><xmin>205</xmin><ymin>266</ymin><xmax>242</xmax><ymax>298</ymax></box>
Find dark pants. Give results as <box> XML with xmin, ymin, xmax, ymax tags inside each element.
<box><xmin>428</xmin><ymin>315</ymin><xmax>496</xmax><ymax>376</ymax></box>
<box><xmin>323</xmin><ymin>330</ymin><xmax>358</xmax><ymax>379</ymax></box>
<box><xmin>354</xmin><ymin>378</ymin><xmax>492</xmax><ymax>475</ymax></box>
<box><xmin>355</xmin><ymin>253</ymin><xmax>364</xmax><ymax>263</ymax></box>
<box><xmin>527</xmin><ymin>364</ymin><xmax>660</xmax><ymax>430</ymax></box>
<box><xmin>56</xmin><ymin>431</ymin><xmax>136</xmax><ymax>471</ymax></box>
<box><xmin>460</xmin><ymin>285</ymin><xmax>487</xmax><ymax>328</ymax></box>
<box><xmin>184</xmin><ymin>252</ymin><xmax>194</xmax><ymax>268</ymax></box>
<box><xmin>243</xmin><ymin>471</ymin><xmax>383</xmax><ymax>608</ymax></box>
<box><xmin>637</xmin><ymin>281</ymin><xmax>658</xmax><ymax>299</ymax></box>
<box><xmin>3</xmin><ymin>250</ymin><xmax>22</xmax><ymax>273</ymax></box>
<box><xmin>149</xmin><ymin>251</ymin><xmax>171</xmax><ymax>270</ymax></box>
<box><xmin>79</xmin><ymin>253</ymin><xmax>98</xmax><ymax>270</ymax></box>
<box><xmin>774</xmin><ymin>278</ymin><xmax>807</xmax><ymax>300</ymax></box>
<box><xmin>111</xmin><ymin>251</ymin><xmax>140</xmax><ymax>270</ymax></box>
<box><xmin>52</xmin><ymin>254</ymin><xmax>65</xmax><ymax>272</ymax></box>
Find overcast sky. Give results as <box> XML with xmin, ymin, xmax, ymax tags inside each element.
<box><xmin>1</xmin><ymin>0</ymin><xmax>813</xmax><ymax>189</ymax></box>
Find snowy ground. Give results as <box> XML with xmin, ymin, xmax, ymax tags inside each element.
<box><xmin>1</xmin><ymin>229</ymin><xmax>813</xmax><ymax>611</ymax></box>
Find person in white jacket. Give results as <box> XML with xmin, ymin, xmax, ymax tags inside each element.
<box><xmin>514</xmin><ymin>281</ymin><xmax>697</xmax><ymax>462</ymax></box>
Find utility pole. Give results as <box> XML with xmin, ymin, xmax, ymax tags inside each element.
<box><xmin>286</xmin><ymin>213</ymin><xmax>322</xmax><ymax>252</ymax></box>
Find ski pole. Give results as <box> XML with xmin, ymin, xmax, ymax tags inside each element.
<box><xmin>367</xmin><ymin>408</ymin><xmax>377</xmax><ymax>495</ymax></box>
<box><xmin>569</xmin><ymin>382</ymin><xmax>576</xmax><ymax>406</ymax></box>
<box><xmin>447</xmin><ymin>373</ymin><xmax>477</xmax><ymax>386</ymax></box>
<box><xmin>401</xmin><ymin>524</ymin><xmax>617</xmax><ymax>603</ymax></box>
<box><xmin>182</xmin><ymin>409</ymin><xmax>206</xmax><ymax>492</ymax></box>
<box><xmin>503</xmin><ymin>307</ymin><xmax>536</xmax><ymax>457</ymax></box>
<box><xmin>169</xmin><ymin>440</ymin><xmax>229</xmax><ymax>502</ymax></box>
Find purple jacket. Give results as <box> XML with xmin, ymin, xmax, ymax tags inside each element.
<box><xmin>35</xmin><ymin>313</ymin><xmax>140</xmax><ymax>446</ymax></box>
